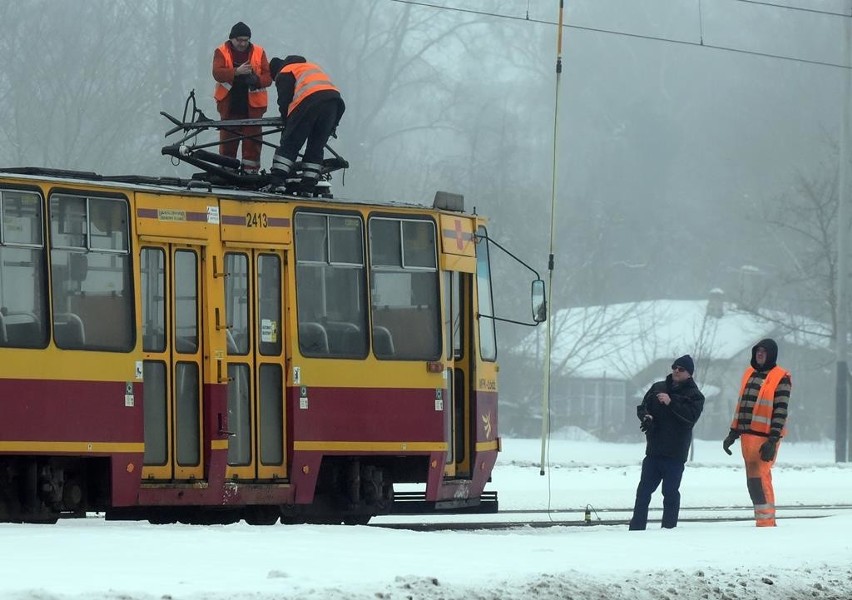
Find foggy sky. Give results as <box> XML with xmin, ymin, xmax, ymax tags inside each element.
<box><xmin>2</xmin><ymin>0</ymin><xmax>850</xmax><ymax>390</ymax></box>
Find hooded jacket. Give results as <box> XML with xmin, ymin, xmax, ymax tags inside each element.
<box><xmin>730</xmin><ymin>338</ymin><xmax>791</xmax><ymax>439</ymax></box>
<box><xmin>271</xmin><ymin>55</ymin><xmax>345</xmax><ymax>129</ymax></box>
<box><xmin>637</xmin><ymin>374</ymin><xmax>705</xmax><ymax>462</ymax></box>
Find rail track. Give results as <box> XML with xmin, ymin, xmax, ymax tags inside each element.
<box><xmin>370</xmin><ymin>503</ymin><xmax>852</xmax><ymax>531</ymax></box>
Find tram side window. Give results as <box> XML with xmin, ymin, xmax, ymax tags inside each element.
<box><xmin>224</xmin><ymin>253</ymin><xmax>250</xmax><ymax>355</ymax></box>
<box><xmin>0</xmin><ymin>189</ymin><xmax>48</xmax><ymax>348</ymax></box>
<box><xmin>49</xmin><ymin>194</ymin><xmax>133</xmax><ymax>351</ymax></box>
<box><xmin>140</xmin><ymin>248</ymin><xmax>166</xmax><ymax>353</ymax></box>
<box><xmin>294</xmin><ymin>213</ymin><xmax>368</xmax><ymax>358</ymax></box>
<box><xmin>258</xmin><ymin>254</ymin><xmax>282</xmax><ymax>356</ymax></box>
<box><xmin>369</xmin><ymin>217</ymin><xmax>440</xmax><ymax>360</ymax></box>
<box><xmin>476</xmin><ymin>226</ymin><xmax>497</xmax><ymax>361</ymax></box>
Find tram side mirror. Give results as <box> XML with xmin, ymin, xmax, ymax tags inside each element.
<box><xmin>531</xmin><ymin>279</ymin><xmax>547</xmax><ymax>323</ymax></box>
<box><xmin>69</xmin><ymin>252</ymin><xmax>88</xmax><ymax>283</ymax></box>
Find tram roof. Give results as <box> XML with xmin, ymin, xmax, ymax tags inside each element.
<box><xmin>0</xmin><ymin>167</ymin><xmax>469</xmax><ymax>215</ymax></box>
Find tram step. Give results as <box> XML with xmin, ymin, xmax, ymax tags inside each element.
<box><xmin>392</xmin><ymin>490</ymin><xmax>498</xmax><ymax>514</ymax></box>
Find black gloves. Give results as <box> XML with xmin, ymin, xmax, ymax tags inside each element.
<box><xmin>640</xmin><ymin>416</ymin><xmax>654</xmax><ymax>433</ymax></box>
<box><xmin>760</xmin><ymin>437</ymin><xmax>779</xmax><ymax>462</ymax></box>
<box><xmin>722</xmin><ymin>431</ymin><xmax>739</xmax><ymax>455</ymax></box>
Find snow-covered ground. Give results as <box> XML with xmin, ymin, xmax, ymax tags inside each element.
<box><xmin>1</xmin><ymin>437</ymin><xmax>851</xmax><ymax>599</ymax></box>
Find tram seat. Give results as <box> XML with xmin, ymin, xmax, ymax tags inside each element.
<box><xmin>54</xmin><ymin>313</ymin><xmax>86</xmax><ymax>348</ymax></box>
<box><xmin>372</xmin><ymin>326</ymin><xmax>395</xmax><ymax>358</ymax></box>
<box><xmin>299</xmin><ymin>322</ymin><xmax>329</xmax><ymax>355</ymax></box>
<box><xmin>325</xmin><ymin>321</ymin><xmax>363</xmax><ymax>355</ymax></box>
<box><xmin>3</xmin><ymin>311</ymin><xmax>41</xmax><ymax>346</ymax></box>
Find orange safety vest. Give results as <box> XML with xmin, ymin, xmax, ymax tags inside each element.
<box><xmin>281</xmin><ymin>62</ymin><xmax>339</xmax><ymax>117</ymax></box>
<box><xmin>213</xmin><ymin>42</ymin><xmax>268</xmax><ymax>109</ymax></box>
<box><xmin>732</xmin><ymin>365</ymin><xmax>790</xmax><ymax>436</ymax></box>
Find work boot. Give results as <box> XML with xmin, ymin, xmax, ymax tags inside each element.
<box><xmin>297</xmin><ymin>177</ymin><xmax>318</xmax><ymax>195</ymax></box>
<box><xmin>241</xmin><ymin>159</ymin><xmax>260</xmax><ymax>175</ymax></box>
<box><xmin>269</xmin><ymin>162</ymin><xmax>295</xmax><ymax>192</ymax></box>
<box><xmin>300</xmin><ymin>162</ymin><xmax>322</xmax><ymax>191</ymax></box>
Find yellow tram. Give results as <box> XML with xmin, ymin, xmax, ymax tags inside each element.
<box><xmin>0</xmin><ymin>168</ymin><xmax>544</xmax><ymax>524</ymax></box>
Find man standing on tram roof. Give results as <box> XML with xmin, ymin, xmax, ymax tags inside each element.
<box><xmin>629</xmin><ymin>354</ymin><xmax>705</xmax><ymax>530</ymax></box>
<box><xmin>269</xmin><ymin>55</ymin><xmax>345</xmax><ymax>193</ymax></box>
<box><xmin>212</xmin><ymin>22</ymin><xmax>272</xmax><ymax>173</ymax></box>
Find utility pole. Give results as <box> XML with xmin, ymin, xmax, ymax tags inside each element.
<box><xmin>836</xmin><ymin>13</ymin><xmax>851</xmax><ymax>463</ymax></box>
<box><xmin>540</xmin><ymin>0</ymin><xmax>565</xmax><ymax>476</ymax></box>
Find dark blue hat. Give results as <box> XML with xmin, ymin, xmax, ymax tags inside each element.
<box><xmin>672</xmin><ymin>354</ymin><xmax>694</xmax><ymax>376</ymax></box>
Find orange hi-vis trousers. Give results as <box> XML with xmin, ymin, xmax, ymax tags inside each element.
<box><xmin>217</xmin><ymin>105</ymin><xmax>265</xmax><ymax>170</ymax></box>
<box><xmin>740</xmin><ymin>433</ymin><xmax>778</xmax><ymax>527</ymax></box>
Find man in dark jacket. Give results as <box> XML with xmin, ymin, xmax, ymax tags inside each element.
<box><xmin>629</xmin><ymin>354</ymin><xmax>705</xmax><ymax>530</ymax></box>
<box><xmin>268</xmin><ymin>55</ymin><xmax>345</xmax><ymax>193</ymax></box>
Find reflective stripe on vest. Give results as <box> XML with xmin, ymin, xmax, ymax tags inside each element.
<box><xmin>213</xmin><ymin>43</ymin><xmax>268</xmax><ymax>109</ymax></box>
<box><xmin>732</xmin><ymin>365</ymin><xmax>789</xmax><ymax>435</ymax></box>
<box><xmin>282</xmin><ymin>62</ymin><xmax>338</xmax><ymax>117</ymax></box>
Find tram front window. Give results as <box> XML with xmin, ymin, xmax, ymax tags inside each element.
<box><xmin>368</xmin><ymin>217</ymin><xmax>440</xmax><ymax>360</ymax></box>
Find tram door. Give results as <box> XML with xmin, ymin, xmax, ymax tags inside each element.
<box><xmin>223</xmin><ymin>250</ymin><xmax>287</xmax><ymax>481</ymax></box>
<box><xmin>444</xmin><ymin>270</ymin><xmax>472</xmax><ymax>478</ymax></box>
<box><xmin>141</xmin><ymin>245</ymin><xmax>205</xmax><ymax>481</ymax></box>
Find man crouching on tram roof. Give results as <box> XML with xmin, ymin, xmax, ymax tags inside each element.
<box><xmin>268</xmin><ymin>55</ymin><xmax>345</xmax><ymax>193</ymax></box>
<box><xmin>629</xmin><ymin>355</ymin><xmax>705</xmax><ymax>530</ymax></box>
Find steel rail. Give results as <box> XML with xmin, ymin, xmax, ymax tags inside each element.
<box><xmin>371</xmin><ymin>504</ymin><xmax>852</xmax><ymax>531</ymax></box>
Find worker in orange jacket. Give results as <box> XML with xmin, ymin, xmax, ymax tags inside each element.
<box><xmin>212</xmin><ymin>22</ymin><xmax>272</xmax><ymax>173</ymax></box>
<box><xmin>723</xmin><ymin>338</ymin><xmax>792</xmax><ymax>527</ymax></box>
<box><xmin>268</xmin><ymin>55</ymin><xmax>345</xmax><ymax>192</ymax></box>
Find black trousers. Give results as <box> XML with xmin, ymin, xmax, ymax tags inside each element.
<box><xmin>274</xmin><ymin>100</ymin><xmax>340</xmax><ymax>169</ymax></box>
<box><xmin>629</xmin><ymin>455</ymin><xmax>685</xmax><ymax>530</ymax></box>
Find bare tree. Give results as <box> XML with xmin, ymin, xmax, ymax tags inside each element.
<box><xmin>501</xmin><ymin>301</ymin><xmax>665</xmax><ymax>436</ymax></box>
<box><xmin>730</xmin><ymin>143</ymin><xmax>848</xmax><ymax>349</ymax></box>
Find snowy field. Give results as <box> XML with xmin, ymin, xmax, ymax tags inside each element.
<box><xmin>1</xmin><ymin>437</ymin><xmax>851</xmax><ymax>599</ymax></box>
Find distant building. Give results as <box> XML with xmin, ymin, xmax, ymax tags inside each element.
<box><xmin>507</xmin><ymin>298</ymin><xmax>832</xmax><ymax>441</ymax></box>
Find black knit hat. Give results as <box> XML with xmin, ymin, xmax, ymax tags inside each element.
<box><xmin>283</xmin><ymin>55</ymin><xmax>307</xmax><ymax>66</ymax></box>
<box><xmin>229</xmin><ymin>22</ymin><xmax>251</xmax><ymax>39</ymax></box>
<box><xmin>671</xmin><ymin>354</ymin><xmax>695</xmax><ymax>376</ymax></box>
<box><xmin>269</xmin><ymin>57</ymin><xmax>284</xmax><ymax>78</ymax></box>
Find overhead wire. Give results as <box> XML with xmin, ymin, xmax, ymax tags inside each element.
<box><xmin>387</xmin><ymin>0</ymin><xmax>852</xmax><ymax>70</ymax></box>
<box><xmin>389</xmin><ymin>0</ymin><xmax>852</xmax><ymax>20</ymax></box>
<box><xmin>733</xmin><ymin>0</ymin><xmax>852</xmax><ymax>18</ymax></box>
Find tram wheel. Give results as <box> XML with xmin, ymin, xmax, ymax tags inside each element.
<box><xmin>244</xmin><ymin>506</ymin><xmax>279</xmax><ymax>526</ymax></box>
